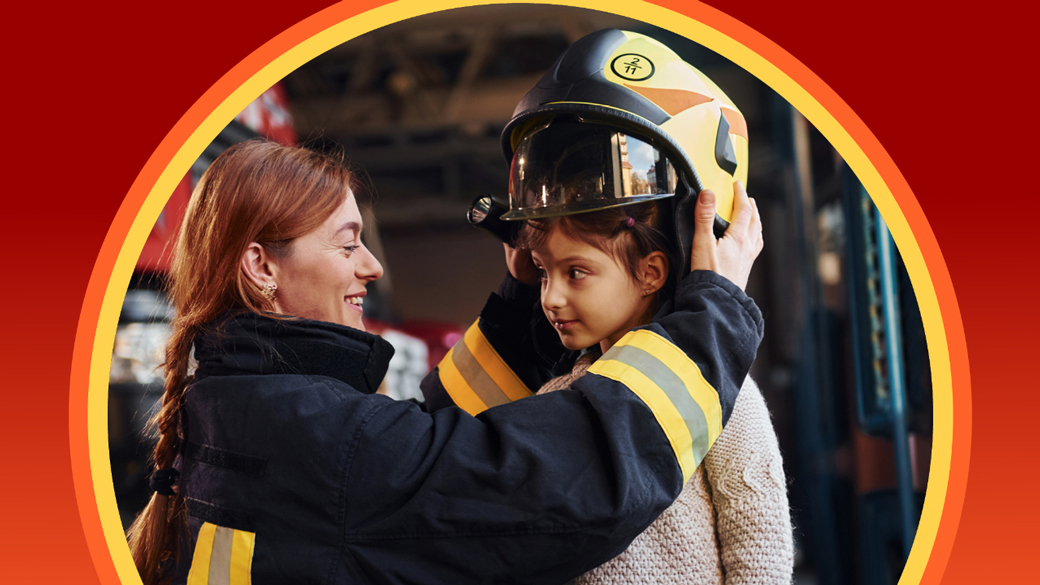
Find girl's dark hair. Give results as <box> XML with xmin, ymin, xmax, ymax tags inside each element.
<box><xmin>126</xmin><ymin>139</ymin><xmax>352</xmax><ymax>585</ymax></box>
<box><xmin>515</xmin><ymin>201</ymin><xmax>673</xmax><ymax>296</ymax></box>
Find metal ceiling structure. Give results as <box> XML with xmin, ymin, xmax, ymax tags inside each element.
<box><xmin>282</xmin><ymin>6</ymin><xmax>645</xmax><ymax>227</ymax></box>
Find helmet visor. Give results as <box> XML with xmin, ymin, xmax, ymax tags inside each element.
<box><xmin>503</xmin><ymin>120</ymin><xmax>679</xmax><ymax>220</ymax></box>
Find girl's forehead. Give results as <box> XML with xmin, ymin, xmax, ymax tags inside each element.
<box><xmin>534</xmin><ymin>228</ymin><xmax>611</xmax><ymax>264</ymax></box>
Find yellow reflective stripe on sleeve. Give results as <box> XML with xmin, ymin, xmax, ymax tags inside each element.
<box><xmin>187</xmin><ymin>522</ymin><xmax>217</xmax><ymax>585</ymax></box>
<box><xmin>589</xmin><ymin>329</ymin><xmax>724</xmax><ymax>483</ymax></box>
<box><xmin>462</xmin><ymin>321</ymin><xmax>532</xmax><ymax>402</ymax></box>
<box><xmin>620</xmin><ymin>330</ymin><xmax>723</xmax><ymax>442</ymax></box>
<box><xmin>438</xmin><ymin>345</ymin><xmax>491</xmax><ymax>416</ymax></box>
<box><xmin>436</xmin><ymin>320</ymin><xmax>533</xmax><ymax>416</ymax></box>
<box><xmin>229</xmin><ymin>528</ymin><xmax>255</xmax><ymax>585</ymax></box>
<box><xmin>589</xmin><ymin>358</ymin><xmax>696</xmax><ymax>482</ymax></box>
<box><xmin>187</xmin><ymin>522</ymin><xmax>255</xmax><ymax>585</ymax></box>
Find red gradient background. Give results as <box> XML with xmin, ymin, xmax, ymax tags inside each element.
<box><xmin>3</xmin><ymin>0</ymin><xmax>1034</xmax><ymax>581</ymax></box>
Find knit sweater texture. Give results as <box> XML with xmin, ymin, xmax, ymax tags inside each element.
<box><xmin>538</xmin><ymin>353</ymin><xmax>794</xmax><ymax>584</ymax></box>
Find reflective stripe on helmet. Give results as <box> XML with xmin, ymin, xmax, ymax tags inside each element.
<box><xmin>437</xmin><ymin>320</ymin><xmax>533</xmax><ymax>416</ymax></box>
<box><xmin>588</xmin><ymin>329</ymin><xmax>723</xmax><ymax>483</ymax></box>
<box><xmin>187</xmin><ymin>522</ymin><xmax>255</xmax><ymax>585</ymax></box>
<box><xmin>622</xmin><ymin>84</ymin><xmax>714</xmax><ymax>116</ymax></box>
<box><xmin>721</xmin><ymin>107</ymin><xmax>748</xmax><ymax>140</ymax></box>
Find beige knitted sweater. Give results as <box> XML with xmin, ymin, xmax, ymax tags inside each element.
<box><xmin>538</xmin><ymin>353</ymin><xmax>793</xmax><ymax>585</ymax></box>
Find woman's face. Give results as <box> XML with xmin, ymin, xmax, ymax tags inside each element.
<box><xmin>270</xmin><ymin>193</ymin><xmax>383</xmax><ymax>330</ymax></box>
<box><xmin>531</xmin><ymin>229</ymin><xmax>652</xmax><ymax>353</ymax></box>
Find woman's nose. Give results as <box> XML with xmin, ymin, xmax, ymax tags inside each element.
<box><xmin>357</xmin><ymin>246</ymin><xmax>384</xmax><ymax>282</ymax></box>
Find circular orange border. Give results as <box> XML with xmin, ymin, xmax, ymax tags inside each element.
<box><xmin>69</xmin><ymin>2</ymin><xmax>969</xmax><ymax>583</ymax></box>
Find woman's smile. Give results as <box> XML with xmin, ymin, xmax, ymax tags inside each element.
<box><xmin>346</xmin><ymin>292</ymin><xmax>366</xmax><ymax>313</ymax></box>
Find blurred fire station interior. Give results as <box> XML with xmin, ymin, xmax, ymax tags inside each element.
<box><xmin>109</xmin><ymin>6</ymin><xmax>932</xmax><ymax>585</ymax></box>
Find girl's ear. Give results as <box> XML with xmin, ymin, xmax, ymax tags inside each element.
<box><xmin>240</xmin><ymin>242</ymin><xmax>278</xmax><ymax>289</ymax></box>
<box><xmin>640</xmin><ymin>251</ymin><xmax>670</xmax><ymax>293</ymax></box>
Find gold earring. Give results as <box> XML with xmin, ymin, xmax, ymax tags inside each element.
<box><xmin>261</xmin><ymin>283</ymin><xmax>277</xmax><ymax>300</ymax></box>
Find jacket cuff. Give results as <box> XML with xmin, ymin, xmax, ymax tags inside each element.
<box><xmin>496</xmin><ymin>272</ymin><xmax>541</xmax><ymax>306</ymax></box>
<box><xmin>681</xmin><ymin>270</ymin><xmax>764</xmax><ymax>338</ymax></box>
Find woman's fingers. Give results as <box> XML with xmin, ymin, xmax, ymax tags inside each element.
<box><xmin>727</xmin><ymin>180</ymin><xmax>754</xmax><ymax>234</ymax></box>
<box><xmin>690</xmin><ymin>182</ymin><xmax>763</xmax><ymax>291</ymax></box>
<box><xmin>690</xmin><ymin>189</ymin><xmax>719</xmax><ymax>273</ymax></box>
<box><xmin>503</xmin><ymin>243</ymin><xmax>540</xmax><ymax>286</ymax></box>
<box><xmin>749</xmin><ymin>197</ymin><xmax>764</xmax><ymax>254</ymax></box>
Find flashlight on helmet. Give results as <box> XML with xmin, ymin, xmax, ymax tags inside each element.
<box><xmin>467</xmin><ymin>194</ymin><xmax>520</xmax><ymax>246</ymax></box>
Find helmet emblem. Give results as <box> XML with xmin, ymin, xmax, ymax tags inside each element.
<box><xmin>611</xmin><ymin>53</ymin><xmax>655</xmax><ymax>81</ymax></box>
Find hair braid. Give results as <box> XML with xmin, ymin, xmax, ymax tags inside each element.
<box><xmin>124</xmin><ymin>139</ymin><xmax>354</xmax><ymax>584</ymax></box>
<box><xmin>126</xmin><ymin>317</ymin><xmax>197</xmax><ymax>585</ymax></box>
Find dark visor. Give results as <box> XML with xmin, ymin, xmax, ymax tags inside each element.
<box><xmin>503</xmin><ymin>120</ymin><xmax>678</xmax><ymax>220</ymax></box>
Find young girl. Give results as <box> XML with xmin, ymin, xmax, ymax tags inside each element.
<box><xmin>518</xmin><ymin>199</ymin><xmax>793</xmax><ymax>585</ymax></box>
<box><xmin>126</xmin><ymin>140</ymin><xmax>767</xmax><ymax>585</ymax></box>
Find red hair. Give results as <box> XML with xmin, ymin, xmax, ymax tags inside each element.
<box><xmin>126</xmin><ymin>139</ymin><xmax>352</xmax><ymax>584</ymax></box>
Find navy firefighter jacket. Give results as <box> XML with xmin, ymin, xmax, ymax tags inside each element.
<box><xmin>172</xmin><ymin>270</ymin><xmax>763</xmax><ymax>585</ymax></box>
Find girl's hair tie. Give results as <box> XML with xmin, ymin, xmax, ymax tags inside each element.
<box><xmin>624</xmin><ymin>217</ymin><xmax>635</xmax><ymax>228</ymax></box>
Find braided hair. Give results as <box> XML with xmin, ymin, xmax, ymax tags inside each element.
<box><xmin>125</xmin><ymin>139</ymin><xmax>353</xmax><ymax>584</ymax></box>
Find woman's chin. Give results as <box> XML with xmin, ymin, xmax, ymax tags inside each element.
<box><xmin>307</xmin><ymin>311</ymin><xmax>364</xmax><ymax>331</ymax></box>
<box><xmin>342</xmin><ymin>316</ymin><xmax>365</xmax><ymax>331</ymax></box>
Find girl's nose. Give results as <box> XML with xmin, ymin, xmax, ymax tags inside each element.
<box><xmin>541</xmin><ymin>277</ymin><xmax>565</xmax><ymax>311</ymax></box>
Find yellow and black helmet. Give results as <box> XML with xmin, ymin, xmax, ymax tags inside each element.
<box><xmin>501</xmin><ymin>29</ymin><xmax>748</xmax><ymax>227</ymax></box>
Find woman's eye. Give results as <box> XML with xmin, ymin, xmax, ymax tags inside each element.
<box><xmin>537</xmin><ymin>268</ymin><xmax>547</xmax><ymax>281</ymax></box>
<box><xmin>343</xmin><ymin>244</ymin><xmax>360</xmax><ymax>257</ymax></box>
<box><xmin>569</xmin><ymin>268</ymin><xmax>587</xmax><ymax>280</ymax></box>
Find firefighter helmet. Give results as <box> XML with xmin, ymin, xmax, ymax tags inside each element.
<box><xmin>501</xmin><ymin>29</ymin><xmax>748</xmax><ymax>226</ymax></box>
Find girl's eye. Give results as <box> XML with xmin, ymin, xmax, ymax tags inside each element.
<box><xmin>343</xmin><ymin>244</ymin><xmax>360</xmax><ymax>257</ymax></box>
<box><xmin>537</xmin><ymin>267</ymin><xmax>547</xmax><ymax>281</ymax></box>
<box><xmin>569</xmin><ymin>268</ymin><xmax>588</xmax><ymax>280</ymax></box>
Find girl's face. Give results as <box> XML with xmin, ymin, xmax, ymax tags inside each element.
<box><xmin>531</xmin><ymin>228</ymin><xmax>654</xmax><ymax>353</ymax></box>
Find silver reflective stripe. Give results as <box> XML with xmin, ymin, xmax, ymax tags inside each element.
<box><xmin>451</xmin><ymin>338</ymin><xmax>511</xmax><ymax>408</ymax></box>
<box><xmin>208</xmin><ymin>526</ymin><xmax>234</xmax><ymax>585</ymax></box>
<box><xmin>603</xmin><ymin>344</ymin><xmax>711</xmax><ymax>465</ymax></box>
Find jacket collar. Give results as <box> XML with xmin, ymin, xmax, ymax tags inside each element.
<box><xmin>193</xmin><ymin>311</ymin><xmax>395</xmax><ymax>395</ymax></box>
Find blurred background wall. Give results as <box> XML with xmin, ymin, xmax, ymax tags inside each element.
<box><xmin>109</xmin><ymin>6</ymin><xmax>932</xmax><ymax>584</ymax></box>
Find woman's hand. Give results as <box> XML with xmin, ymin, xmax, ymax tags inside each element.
<box><xmin>690</xmin><ymin>181</ymin><xmax>764</xmax><ymax>291</ymax></box>
<box><xmin>503</xmin><ymin>243</ymin><xmax>541</xmax><ymax>286</ymax></box>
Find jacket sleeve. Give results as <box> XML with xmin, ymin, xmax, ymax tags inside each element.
<box><xmin>420</xmin><ymin>272</ymin><xmax>566</xmax><ymax>412</ymax></box>
<box><xmin>344</xmin><ymin>375</ymin><xmax>686</xmax><ymax>585</ymax></box>
<box><xmin>348</xmin><ymin>270</ymin><xmax>764</xmax><ymax>584</ymax></box>
<box><xmin>425</xmin><ymin>270</ymin><xmax>762</xmax><ymax>476</ymax></box>
<box><xmin>588</xmin><ymin>269</ymin><xmax>764</xmax><ymax>478</ymax></box>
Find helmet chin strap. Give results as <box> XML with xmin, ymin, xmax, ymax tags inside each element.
<box><xmin>670</xmin><ymin>174</ymin><xmax>698</xmax><ymax>283</ymax></box>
